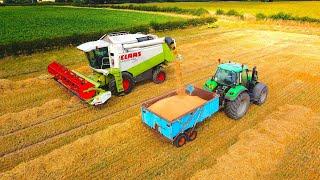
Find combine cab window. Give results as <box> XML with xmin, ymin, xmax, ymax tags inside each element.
<box><xmin>86</xmin><ymin>47</ymin><xmax>109</xmax><ymax>69</ymax></box>
<box><xmin>214</xmin><ymin>68</ymin><xmax>238</xmax><ymax>86</ymax></box>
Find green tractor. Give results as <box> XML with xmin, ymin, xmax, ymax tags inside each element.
<box><xmin>203</xmin><ymin>61</ymin><xmax>268</xmax><ymax>119</ymax></box>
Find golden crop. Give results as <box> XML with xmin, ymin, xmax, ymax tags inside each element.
<box><xmin>0</xmin><ymin>18</ymin><xmax>319</xmax><ymax>179</ymax></box>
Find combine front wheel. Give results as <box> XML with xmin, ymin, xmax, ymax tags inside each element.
<box><xmin>108</xmin><ymin>72</ymin><xmax>134</xmax><ymax>96</ymax></box>
<box><xmin>122</xmin><ymin>72</ymin><xmax>134</xmax><ymax>94</ymax></box>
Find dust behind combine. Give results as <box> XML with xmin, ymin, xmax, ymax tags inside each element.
<box><xmin>0</xmin><ymin>21</ymin><xmax>319</xmax><ymax>179</ymax></box>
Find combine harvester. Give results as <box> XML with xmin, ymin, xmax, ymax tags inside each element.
<box><xmin>142</xmin><ymin>61</ymin><xmax>268</xmax><ymax>147</ymax></box>
<box><xmin>48</xmin><ymin>32</ymin><xmax>176</xmax><ymax>105</ymax></box>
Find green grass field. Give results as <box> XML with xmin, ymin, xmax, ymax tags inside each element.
<box><xmin>128</xmin><ymin>1</ymin><xmax>320</xmax><ymax>19</ymax></box>
<box><xmin>0</xmin><ymin>6</ymin><xmax>183</xmax><ymax>44</ymax></box>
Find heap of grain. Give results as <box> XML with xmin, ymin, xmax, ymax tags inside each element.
<box><xmin>149</xmin><ymin>95</ymin><xmax>206</xmax><ymax>121</ymax></box>
<box><xmin>149</xmin><ymin>51</ymin><xmax>206</xmax><ymax>121</ymax></box>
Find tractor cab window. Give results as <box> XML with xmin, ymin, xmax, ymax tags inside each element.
<box><xmin>214</xmin><ymin>68</ymin><xmax>238</xmax><ymax>86</ymax></box>
<box><xmin>86</xmin><ymin>47</ymin><xmax>109</xmax><ymax>69</ymax></box>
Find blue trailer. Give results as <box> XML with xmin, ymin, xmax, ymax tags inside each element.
<box><xmin>141</xmin><ymin>85</ymin><xmax>220</xmax><ymax>147</ymax></box>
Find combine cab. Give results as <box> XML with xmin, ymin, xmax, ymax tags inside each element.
<box><xmin>48</xmin><ymin>32</ymin><xmax>176</xmax><ymax>105</ymax></box>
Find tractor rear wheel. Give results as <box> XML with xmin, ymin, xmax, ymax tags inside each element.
<box><xmin>173</xmin><ymin>134</ymin><xmax>187</xmax><ymax>148</ymax></box>
<box><xmin>253</xmin><ymin>83</ymin><xmax>268</xmax><ymax>105</ymax></box>
<box><xmin>225</xmin><ymin>92</ymin><xmax>250</xmax><ymax>120</ymax></box>
<box><xmin>152</xmin><ymin>68</ymin><xmax>166</xmax><ymax>84</ymax></box>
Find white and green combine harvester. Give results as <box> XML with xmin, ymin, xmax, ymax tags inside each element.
<box><xmin>48</xmin><ymin>32</ymin><xmax>176</xmax><ymax>105</ymax></box>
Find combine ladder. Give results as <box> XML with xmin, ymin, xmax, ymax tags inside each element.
<box><xmin>109</xmin><ymin>68</ymin><xmax>124</xmax><ymax>93</ymax></box>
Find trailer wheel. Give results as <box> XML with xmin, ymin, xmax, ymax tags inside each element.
<box><xmin>187</xmin><ymin>130</ymin><xmax>197</xmax><ymax>141</ymax></box>
<box><xmin>152</xmin><ymin>68</ymin><xmax>166</xmax><ymax>84</ymax></box>
<box><xmin>173</xmin><ymin>134</ymin><xmax>187</xmax><ymax>148</ymax></box>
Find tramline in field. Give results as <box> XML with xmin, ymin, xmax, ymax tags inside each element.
<box><xmin>48</xmin><ymin>32</ymin><xmax>176</xmax><ymax>105</ymax></box>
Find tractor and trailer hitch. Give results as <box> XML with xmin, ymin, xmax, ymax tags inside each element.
<box><xmin>142</xmin><ymin>61</ymin><xmax>268</xmax><ymax>147</ymax></box>
<box><xmin>47</xmin><ymin>32</ymin><xmax>268</xmax><ymax>147</ymax></box>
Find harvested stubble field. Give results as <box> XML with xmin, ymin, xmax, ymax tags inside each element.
<box><xmin>0</xmin><ymin>19</ymin><xmax>320</xmax><ymax>179</ymax></box>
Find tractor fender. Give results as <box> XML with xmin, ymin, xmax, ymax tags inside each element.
<box><xmin>203</xmin><ymin>79</ymin><xmax>218</xmax><ymax>92</ymax></box>
<box><xmin>225</xmin><ymin>85</ymin><xmax>248</xmax><ymax>101</ymax></box>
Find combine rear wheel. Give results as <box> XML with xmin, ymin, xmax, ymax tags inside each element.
<box><xmin>152</xmin><ymin>68</ymin><xmax>166</xmax><ymax>84</ymax></box>
<box><xmin>225</xmin><ymin>92</ymin><xmax>250</xmax><ymax>120</ymax></box>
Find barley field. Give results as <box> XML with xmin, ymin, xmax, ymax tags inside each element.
<box><xmin>129</xmin><ymin>1</ymin><xmax>320</xmax><ymax>18</ymax></box>
<box><xmin>0</xmin><ymin>17</ymin><xmax>319</xmax><ymax>178</ymax></box>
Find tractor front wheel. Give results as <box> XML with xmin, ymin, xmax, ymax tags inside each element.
<box><xmin>253</xmin><ymin>83</ymin><xmax>268</xmax><ymax>105</ymax></box>
<box><xmin>225</xmin><ymin>92</ymin><xmax>250</xmax><ymax>120</ymax></box>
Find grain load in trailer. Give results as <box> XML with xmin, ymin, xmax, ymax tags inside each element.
<box><xmin>142</xmin><ymin>85</ymin><xmax>220</xmax><ymax>147</ymax></box>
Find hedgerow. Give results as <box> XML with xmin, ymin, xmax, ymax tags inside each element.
<box><xmin>215</xmin><ymin>9</ymin><xmax>224</xmax><ymax>15</ymax></box>
<box><xmin>0</xmin><ymin>17</ymin><xmax>216</xmax><ymax>57</ymax></box>
<box><xmin>215</xmin><ymin>9</ymin><xmax>244</xmax><ymax>19</ymax></box>
<box><xmin>107</xmin><ymin>5</ymin><xmax>209</xmax><ymax>16</ymax></box>
<box><xmin>256</xmin><ymin>12</ymin><xmax>320</xmax><ymax>23</ymax></box>
<box><xmin>151</xmin><ymin>16</ymin><xmax>216</xmax><ymax>31</ymax></box>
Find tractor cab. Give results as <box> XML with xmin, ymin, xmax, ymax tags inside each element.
<box><xmin>214</xmin><ymin>62</ymin><xmax>249</xmax><ymax>86</ymax></box>
<box><xmin>77</xmin><ymin>40</ymin><xmax>111</xmax><ymax>70</ymax></box>
<box><xmin>206</xmin><ymin>62</ymin><xmax>259</xmax><ymax>92</ymax></box>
